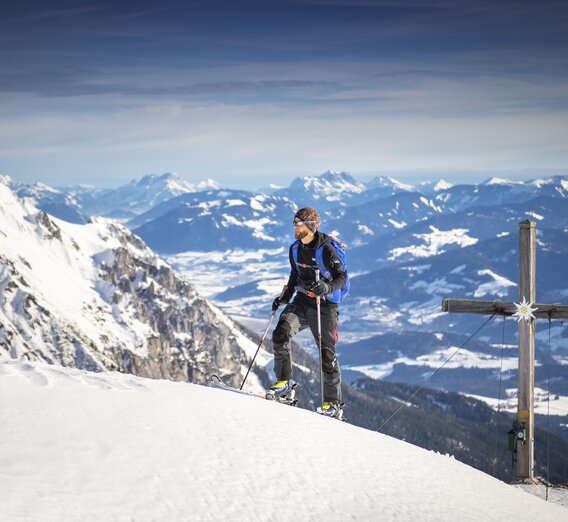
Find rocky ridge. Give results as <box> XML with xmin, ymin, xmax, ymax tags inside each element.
<box><xmin>0</xmin><ymin>180</ymin><xmax>260</xmax><ymax>389</ymax></box>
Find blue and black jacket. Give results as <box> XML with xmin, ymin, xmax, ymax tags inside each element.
<box><xmin>282</xmin><ymin>231</ymin><xmax>347</xmax><ymax>306</ymax></box>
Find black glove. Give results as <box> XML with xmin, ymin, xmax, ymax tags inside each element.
<box><xmin>271</xmin><ymin>284</ymin><xmax>289</xmax><ymax>312</ymax></box>
<box><xmin>308</xmin><ymin>280</ymin><xmax>331</xmax><ymax>297</ymax></box>
<box><xmin>272</xmin><ymin>295</ymin><xmax>287</xmax><ymax>312</ymax></box>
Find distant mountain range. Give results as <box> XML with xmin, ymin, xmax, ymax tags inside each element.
<box><xmin>3</xmin><ymin>173</ymin><xmax>221</xmax><ymax>224</ymax></box>
<box><xmin>130</xmin><ymin>190</ymin><xmax>297</xmax><ymax>252</ymax></box>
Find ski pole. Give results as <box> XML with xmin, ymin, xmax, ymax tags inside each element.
<box><xmin>314</xmin><ymin>269</ymin><xmax>324</xmax><ymax>408</ymax></box>
<box><xmin>239</xmin><ymin>285</ymin><xmax>287</xmax><ymax>390</ymax></box>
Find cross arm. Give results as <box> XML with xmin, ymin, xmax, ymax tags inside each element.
<box><xmin>442</xmin><ymin>298</ymin><xmax>568</xmax><ymax>320</ymax></box>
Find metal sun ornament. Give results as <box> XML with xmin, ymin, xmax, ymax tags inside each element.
<box><xmin>512</xmin><ymin>297</ymin><xmax>538</xmax><ymax>322</ymax></box>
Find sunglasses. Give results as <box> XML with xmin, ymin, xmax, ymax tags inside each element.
<box><xmin>293</xmin><ymin>220</ymin><xmax>315</xmax><ymax>227</ymax></box>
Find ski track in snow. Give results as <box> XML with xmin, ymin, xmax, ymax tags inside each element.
<box><xmin>0</xmin><ymin>359</ymin><xmax>566</xmax><ymax>522</ymax></box>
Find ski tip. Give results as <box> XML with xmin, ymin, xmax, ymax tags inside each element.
<box><xmin>210</xmin><ymin>374</ymin><xmax>225</xmax><ymax>386</ymax></box>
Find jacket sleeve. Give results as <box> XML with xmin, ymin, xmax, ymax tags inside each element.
<box><xmin>282</xmin><ymin>245</ymin><xmax>298</xmax><ymax>302</ymax></box>
<box><xmin>322</xmin><ymin>242</ymin><xmax>347</xmax><ymax>292</ymax></box>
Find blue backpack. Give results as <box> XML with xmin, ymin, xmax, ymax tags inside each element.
<box><xmin>291</xmin><ymin>235</ymin><xmax>350</xmax><ymax>303</ymax></box>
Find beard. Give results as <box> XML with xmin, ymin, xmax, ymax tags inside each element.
<box><xmin>294</xmin><ymin>228</ymin><xmax>312</xmax><ymax>240</ymax></box>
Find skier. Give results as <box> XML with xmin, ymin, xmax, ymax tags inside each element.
<box><xmin>267</xmin><ymin>207</ymin><xmax>348</xmax><ymax>418</ymax></box>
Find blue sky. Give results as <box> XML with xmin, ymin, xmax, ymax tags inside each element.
<box><xmin>1</xmin><ymin>0</ymin><xmax>567</xmax><ymax>189</ymax></box>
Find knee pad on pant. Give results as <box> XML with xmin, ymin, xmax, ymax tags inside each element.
<box><xmin>272</xmin><ymin>320</ymin><xmax>292</xmax><ymax>345</ymax></box>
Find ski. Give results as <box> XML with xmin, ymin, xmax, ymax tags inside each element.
<box><xmin>210</xmin><ymin>374</ymin><xmax>266</xmax><ymax>398</ymax></box>
<box><xmin>210</xmin><ymin>375</ymin><xmax>298</xmax><ymax>406</ymax></box>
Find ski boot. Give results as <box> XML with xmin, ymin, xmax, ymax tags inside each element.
<box><xmin>265</xmin><ymin>380</ymin><xmax>298</xmax><ymax>406</ymax></box>
<box><xmin>317</xmin><ymin>401</ymin><xmax>345</xmax><ymax>421</ymax></box>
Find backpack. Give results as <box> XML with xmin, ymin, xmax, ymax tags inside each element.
<box><xmin>291</xmin><ymin>235</ymin><xmax>350</xmax><ymax>303</ymax></box>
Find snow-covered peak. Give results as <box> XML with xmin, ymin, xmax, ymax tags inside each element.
<box><xmin>32</xmin><ymin>181</ymin><xmax>60</xmax><ymax>193</ymax></box>
<box><xmin>431</xmin><ymin>179</ymin><xmax>454</xmax><ymax>192</ymax></box>
<box><xmin>481</xmin><ymin>177</ymin><xmax>522</xmax><ymax>186</ymax></box>
<box><xmin>196</xmin><ymin>178</ymin><xmax>223</xmax><ymax>191</ymax></box>
<box><xmin>529</xmin><ymin>175</ymin><xmax>568</xmax><ymax>189</ymax></box>
<box><xmin>0</xmin><ymin>174</ymin><xmax>15</xmax><ymax>187</ymax></box>
<box><xmin>108</xmin><ymin>173</ymin><xmax>225</xmax><ymax>213</ymax></box>
<box><xmin>365</xmin><ymin>175</ymin><xmax>414</xmax><ymax>192</ymax></box>
<box><xmin>309</xmin><ymin>170</ymin><xmax>365</xmax><ymax>193</ymax></box>
<box><xmin>16</xmin><ymin>182</ymin><xmax>64</xmax><ymax>201</ymax></box>
<box><xmin>0</xmin><ymin>178</ymin><xmax>39</xmax><ymax>216</ymax></box>
<box><xmin>282</xmin><ymin>170</ymin><xmax>366</xmax><ymax>204</ymax></box>
<box><xmin>417</xmin><ymin>178</ymin><xmax>454</xmax><ymax>195</ymax></box>
<box><xmin>164</xmin><ymin>173</ymin><xmax>195</xmax><ymax>193</ymax></box>
<box><xmin>128</xmin><ymin>173</ymin><xmax>222</xmax><ymax>194</ymax></box>
<box><xmin>64</xmin><ymin>173</ymin><xmax>199</xmax><ymax>217</ymax></box>
<box><xmin>125</xmin><ymin>172</ymin><xmax>195</xmax><ymax>195</ymax></box>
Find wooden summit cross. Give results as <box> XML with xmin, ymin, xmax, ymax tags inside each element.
<box><xmin>442</xmin><ymin>220</ymin><xmax>568</xmax><ymax>480</ymax></box>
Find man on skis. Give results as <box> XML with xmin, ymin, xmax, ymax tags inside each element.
<box><xmin>267</xmin><ymin>207</ymin><xmax>348</xmax><ymax>419</ymax></box>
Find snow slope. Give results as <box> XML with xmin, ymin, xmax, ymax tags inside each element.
<box><xmin>0</xmin><ymin>359</ymin><xmax>565</xmax><ymax>521</ymax></box>
<box><xmin>0</xmin><ymin>180</ymin><xmax>152</xmax><ymax>357</ymax></box>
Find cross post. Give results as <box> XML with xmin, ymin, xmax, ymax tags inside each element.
<box><xmin>442</xmin><ymin>220</ymin><xmax>568</xmax><ymax>480</ymax></box>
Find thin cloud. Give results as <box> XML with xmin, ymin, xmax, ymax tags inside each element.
<box><xmin>19</xmin><ymin>6</ymin><xmax>103</xmax><ymax>21</ymax></box>
<box><xmin>0</xmin><ymin>68</ymin><xmax>335</xmax><ymax>98</ymax></box>
<box><xmin>113</xmin><ymin>7</ymin><xmax>173</xmax><ymax>22</ymax></box>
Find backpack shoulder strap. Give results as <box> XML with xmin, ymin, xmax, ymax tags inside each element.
<box><xmin>291</xmin><ymin>240</ymin><xmax>300</xmax><ymax>267</ymax></box>
<box><xmin>314</xmin><ymin>247</ymin><xmax>331</xmax><ymax>280</ymax></box>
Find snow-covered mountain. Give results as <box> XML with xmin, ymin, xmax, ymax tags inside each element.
<box><xmin>11</xmin><ymin>173</ymin><xmax>221</xmax><ymax>224</ymax></box>
<box><xmin>365</xmin><ymin>175</ymin><xmax>414</xmax><ymax>192</ymax></box>
<box><xmin>418</xmin><ymin>178</ymin><xmax>454</xmax><ymax>194</ymax></box>
<box><xmin>0</xmin><ymin>179</ymin><xmax>264</xmax><ymax>389</ymax></box>
<box><xmin>2</xmin><ymin>175</ymin><xmax>90</xmax><ymax>224</ymax></box>
<box><xmin>273</xmin><ymin>170</ymin><xmax>366</xmax><ymax>208</ymax></box>
<box><xmin>72</xmin><ymin>172</ymin><xmax>219</xmax><ymax>219</ymax></box>
<box><xmin>1</xmin><ymin>359</ymin><xmax>566</xmax><ymax>521</ymax></box>
<box><xmin>322</xmin><ymin>191</ymin><xmax>443</xmax><ymax>248</ymax></box>
<box><xmin>347</xmin><ymin>194</ymin><xmax>568</xmax><ymax>270</ymax></box>
<box><xmin>132</xmin><ymin>189</ymin><xmax>297</xmax><ymax>253</ymax></box>
<box><xmin>129</xmin><ymin>172</ymin><xmax>568</xmax><ymax>257</ymax></box>
<box><xmin>432</xmin><ymin>176</ymin><xmax>568</xmax><ymax>213</ymax></box>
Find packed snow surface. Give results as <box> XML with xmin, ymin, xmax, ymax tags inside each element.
<box><xmin>1</xmin><ymin>359</ymin><xmax>566</xmax><ymax>521</ymax></box>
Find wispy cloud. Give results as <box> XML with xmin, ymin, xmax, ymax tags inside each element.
<box><xmin>19</xmin><ymin>6</ymin><xmax>103</xmax><ymax>21</ymax></box>
<box><xmin>2</xmin><ymin>95</ymin><xmax>567</xmax><ymax>188</ymax></box>
<box><xmin>0</xmin><ymin>67</ymin><xmax>335</xmax><ymax>98</ymax></box>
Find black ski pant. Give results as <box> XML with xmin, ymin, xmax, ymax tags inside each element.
<box><xmin>272</xmin><ymin>296</ymin><xmax>341</xmax><ymax>403</ymax></box>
